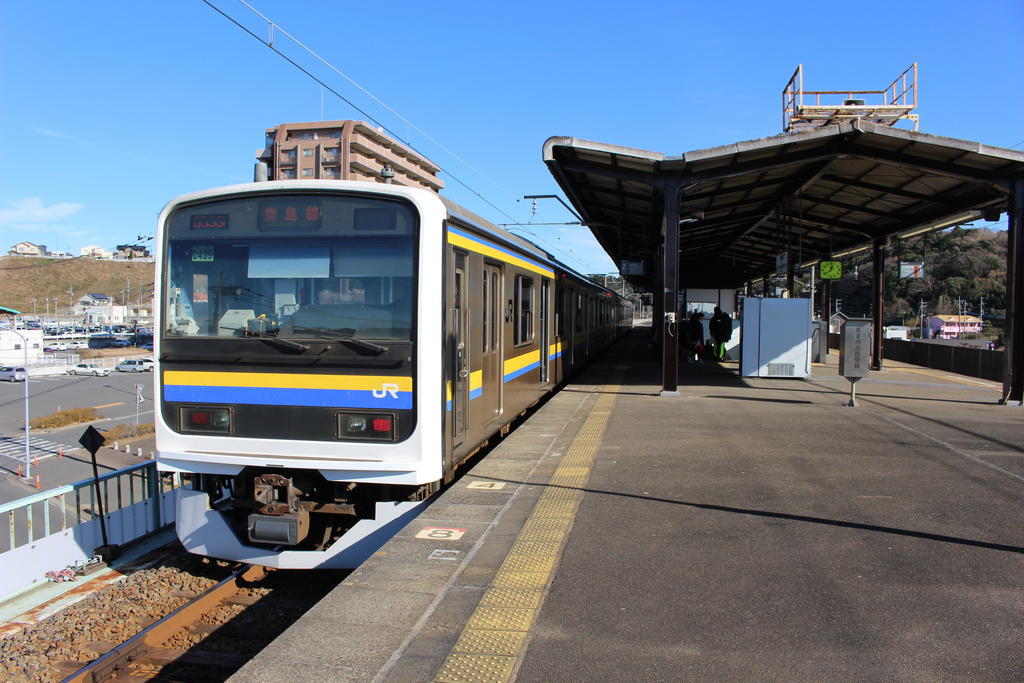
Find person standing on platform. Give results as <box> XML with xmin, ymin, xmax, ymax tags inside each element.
<box><xmin>710</xmin><ymin>306</ymin><xmax>731</xmax><ymax>361</ymax></box>
<box><xmin>686</xmin><ymin>311</ymin><xmax>705</xmax><ymax>364</ymax></box>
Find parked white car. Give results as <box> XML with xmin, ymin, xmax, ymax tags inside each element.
<box><xmin>67</xmin><ymin>363</ymin><xmax>110</xmax><ymax>377</ymax></box>
<box><xmin>115</xmin><ymin>359</ymin><xmax>154</xmax><ymax>373</ymax></box>
<box><xmin>0</xmin><ymin>366</ymin><xmax>27</xmax><ymax>382</ymax></box>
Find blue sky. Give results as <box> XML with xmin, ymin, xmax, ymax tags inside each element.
<box><xmin>1</xmin><ymin>0</ymin><xmax>1021</xmax><ymax>273</ymax></box>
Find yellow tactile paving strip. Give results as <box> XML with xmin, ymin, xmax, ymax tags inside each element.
<box><xmin>433</xmin><ymin>381</ymin><xmax>620</xmax><ymax>683</ymax></box>
<box><xmin>898</xmin><ymin>366</ymin><xmax>1001</xmax><ymax>391</ymax></box>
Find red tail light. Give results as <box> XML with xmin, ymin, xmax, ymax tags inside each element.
<box><xmin>180</xmin><ymin>407</ymin><xmax>232</xmax><ymax>433</ymax></box>
<box><xmin>337</xmin><ymin>412</ymin><xmax>397</xmax><ymax>441</ymax></box>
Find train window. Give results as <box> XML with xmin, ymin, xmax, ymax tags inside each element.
<box><xmin>514</xmin><ymin>275</ymin><xmax>534</xmax><ymax>346</ymax></box>
<box><xmin>575</xmin><ymin>293</ymin><xmax>583</xmax><ymax>332</ymax></box>
<box><xmin>482</xmin><ymin>271</ymin><xmax>488</xmax><ymax>353</ymax></box>
<box><xmin>556</xmin><ymin>289</ymin><xmax>564</xmax><ymax>337</ymax></box>
<box><xmin>163</xmin><ymin>194</ymin><xmax>416</xmax><ymax>340</ymax></box>
<box><xmin>491</xmin><ymin>271</ymin><xmax>498</xmax><ymax>350</ymax></box>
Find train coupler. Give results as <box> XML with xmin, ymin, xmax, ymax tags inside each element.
<box><xmin>248</xmin><ymin>473</ymin><xmax>310</xmax><ymax>545</ymax></box>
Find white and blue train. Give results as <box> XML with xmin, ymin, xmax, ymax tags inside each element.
<box><xmin>154</xmin><ymin>180</ymin><xmax>631</xmax><ymax>569</ymax></box>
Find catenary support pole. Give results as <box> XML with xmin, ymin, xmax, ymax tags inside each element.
<box><xmin>822</xmin><ymin>279</ymin><xmax>832</xmax><ymax>352</ymax></box>
<box><xmin>871</xmin><ymin>238</ymin><xmax>886</xmax><ymax>371</ymax></box>
<box><xmin>1001</xmin><ymin>176</ymin><xmax>1024</xmax><ymax>404</ymax></box>
<box><xmin>661</xmin><ymin>181</ymin><xmax>681</xmax><ymax>395</ymax></box>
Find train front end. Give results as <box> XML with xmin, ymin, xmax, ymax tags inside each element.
<box><xmin>155</xmin><ymin>181</ymin><xmax>444</xmax><ymax>569</ymax></box>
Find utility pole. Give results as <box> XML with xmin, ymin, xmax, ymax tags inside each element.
<box><xmin>956</xmin><ymin>297</ymin><xmax>965</xmax><ymax>339</ymax></box>
<box><xmin>919</xmin><ymin>299</ymin><xmax>927</xmax><ymax>339</ymax></box>
<box><xmin>11</xmin><ymin>314</ymin><xmax>31</xmax><ymax>478</ymax></box>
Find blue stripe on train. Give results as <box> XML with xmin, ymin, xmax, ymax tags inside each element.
<box><xmin>503</xmin><ymin>361</ymin><xmax>540</xmax><ymax>383</ymax></box>
<box><xmin>164</xmin><ymin>385</ymin><xmax>412</xmax><ymax>410</ymax></box>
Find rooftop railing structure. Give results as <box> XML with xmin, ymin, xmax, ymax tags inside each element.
<box><xmin>783</xmin><ymin>63</ymin><xmax>918</xmax><ymax>132</ymax></box>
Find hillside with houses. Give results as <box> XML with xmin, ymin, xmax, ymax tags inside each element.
<box><xmin>8</xmin><ymin>240</ymin><xmax>151</xmax><ymax>261</ymax></box>
<box><xmin>0</xmin><ymin>254</ymin><xmax>155</xmax><ymax>318</ymax></box>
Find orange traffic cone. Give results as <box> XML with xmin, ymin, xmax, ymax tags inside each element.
<box><xmin>35</xmin><ymin>476</ymin><xmax>40</xmax><ymax>489</ymax></box>
<box><xmin>32</xmin><ymin>453</ymin><xmax>38</xmax><ymax>466</ymax></box>
<box><xmin>58</xmin><ymin>447</ymin><xmax>63</xmax><ymax>458</ymax></box>
<box><xmin>16</xmin><ymin>464</ymin><xmax>22</xmax><ymax>477</ymax></box>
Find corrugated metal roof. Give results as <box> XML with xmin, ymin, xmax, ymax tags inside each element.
<box><xmin>544</xmin><ymin>121</ymin><xmax>1024</xmax><ymax>288</ymax></box>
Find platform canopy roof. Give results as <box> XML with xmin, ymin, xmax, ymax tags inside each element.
<box><xmin>543</xmin><ymin>121</ymin><xmax>1024</xmax><ymax>289</ymax></box>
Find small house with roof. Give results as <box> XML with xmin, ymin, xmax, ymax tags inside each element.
<box><xmin>78</xmin><ymin>293</ymin><xmax>112</xmax><ymax>308</ymax></box>
<box><xmin>928</xmin><ymin>314</ymin><xmax>982</xmax><ymax>339</ymax></box>
<box><xmin>8</xmin><ymin>241</ymin><xmax>46</xmax><ymax>256</ymax></box>
<box><xmin>80</xmin><ymin>245</ymin><xmax>113</xmax><ymax>259</ymax></box>
<box><xmin>115</xmin><ymin>244</ymin><xmax>151</xmax><ymax>259</ymax></box>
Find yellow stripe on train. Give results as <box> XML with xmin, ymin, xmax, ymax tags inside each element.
<box><xmin>504</xmin><ymin>350</ymin><xmax>541</xmax><ymax>375</ymax></box>
<box><xmin>165</xmin><ymin>371</ymin><xmax>412</xmax><ymax>392</ymax></box>
<box><xmin>447</xmin><ymin>230</ymin><xmax>554</xmax><ymax>279</ymax></box>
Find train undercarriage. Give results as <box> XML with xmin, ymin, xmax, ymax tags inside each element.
<box><xmin>176</xmin><ymin>468</ymin><xmax>438</xmax><ymax>569</ymax></box>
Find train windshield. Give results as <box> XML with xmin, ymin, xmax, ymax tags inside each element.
<box><xmin>162</xmin><ymin>193</ymin><xmax>416</xmax><ymax>341</ymax></box>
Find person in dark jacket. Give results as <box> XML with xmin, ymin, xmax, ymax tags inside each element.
<box><xmin>709</xmin><ymin>306</ymin><xmax>732</xmax><ymax>361</ymax></box>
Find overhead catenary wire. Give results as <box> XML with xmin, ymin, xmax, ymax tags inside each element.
<box><xmin>506</xmin><ymin>226</ymin><xmax>596</xmax><ymax>274</ymax></box>
<box><xmin>198</xmin><ymin>0</ymin><xmax>523</xmax><ymax>226</ymax></box>
<box><xmin>234</xmin><ymin>0</ymin><xmax>522</xmax><ymax>206</ymax></box>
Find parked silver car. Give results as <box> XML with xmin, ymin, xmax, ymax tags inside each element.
<box><xmin>0</xmin><ymin>366</ymin><xmax>27</xmax><ymax>382</ymax></box>
<box><xmin>115</xmin><ymin>359</ymin><xmax>154</xmax><ymax>373</ymax></box>
<box><xmin>67</xmin><ymin>363</ymin><xmax>110</xmax><ymax>377</ymax></box>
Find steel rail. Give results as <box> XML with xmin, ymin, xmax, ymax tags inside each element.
<box><xmin>60</xmin><ymin>563</ymin><xmax>266</xmax><ymax>682</ymax></box>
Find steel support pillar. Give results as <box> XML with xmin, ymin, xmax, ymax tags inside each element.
<box><xmin>653</xmin><ymin>245</ymin><xmax>664</xmax><ymax>347</ymax></box>
<box><xmin>821</xmin><ymin>279</ymin><xmax>832</xmax><ymax>351</ymax></box>
<box><xmin>1001</xmin><ymin>176</ymin><xmax>1024</xmax><ymax>404</ymax></box>
<box><xmin>661</xmin><ymin>183</ymin><xmax>681</xmax><ymax>395</ymax></box>
<box><xmin>871</xmin><ymin>238</ymin><xmax>885</xmax><ymax>371</ymax></box>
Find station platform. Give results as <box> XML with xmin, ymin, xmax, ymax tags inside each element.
<box><xmin>231</xmin><ymin>327</ymin><xmax>1024</xmax><ymax>682</ymax></box>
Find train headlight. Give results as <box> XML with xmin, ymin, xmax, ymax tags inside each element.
<box><xmin>337</xmin><ymin>412</ymin><xmax>396</xmax><ymax>441</ymax></box>
<box><xmin>180</xmin><ymin>406</ymin><xmax>232</xmax><ymax>433</ymax></box>
<box><xmin>346</xmin><ymin>416</ymin><xmax>368</xmax><ymax>433</ymax></box>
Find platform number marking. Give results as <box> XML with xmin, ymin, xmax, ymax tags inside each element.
<box><xmin>416</xmin><ymin>526</ymin><xmax>467</xmax><ymax>540</ymax></box>
<box><xmin>467</xmin><ymin>481</ymin><xmax>506</xmax><ymax>490</ymax></box>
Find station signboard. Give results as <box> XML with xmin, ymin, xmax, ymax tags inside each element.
<box><xmin>839</xmin><ymin>319</ymin><xmax>871</xmax><ymax>379</ymax></box>
<box><xmin>899</xmin><ymin>262</ymin><xmax>925</xmax><ymax>278</ymax></box>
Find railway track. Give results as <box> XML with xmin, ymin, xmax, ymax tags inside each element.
<box><xmin>52</xmin><ymin>562</ymin><xmax>346</xmax><ymax>681</ymax></box>
<box><xmin>59</xmin><ymin>564</ymin><xmax>267</xmax><ymax>681</ymax></box>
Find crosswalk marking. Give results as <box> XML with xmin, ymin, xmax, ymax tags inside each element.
<box><xmin>0</xmin><ymin>437</ymin><xmax>80</xmax><ymax>464</ymax></box>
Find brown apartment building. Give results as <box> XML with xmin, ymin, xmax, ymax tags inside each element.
<box><xmin>257</xmin><ymin>120</ymin><xmax>444</xmax><ymax>193</ymax></box>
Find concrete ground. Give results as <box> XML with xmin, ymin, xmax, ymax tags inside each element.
<box><xmin>517</xmin><ymin>336</ymin><xmax>1024</xmax><ymax>681</ymax></box>
<box><xmin>214</xmin><ymin>327</ymin><xmax>1024</xmax><ymax>680</ymax></box>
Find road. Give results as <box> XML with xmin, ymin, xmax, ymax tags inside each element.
<box><xmin>0</xmin><ymin>370</ymin><xmax>158</xmax><ymax>504</ymax></box>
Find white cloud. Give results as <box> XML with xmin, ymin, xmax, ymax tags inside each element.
<box><xmin>0</xmin><ymin>197</ymin><xmax>84</xmax><ymax>225</ymax></box>
<box><xmin>27</xmin><ymin>126</ymin><xmax>89</xmax><ymax>144</ymax></box>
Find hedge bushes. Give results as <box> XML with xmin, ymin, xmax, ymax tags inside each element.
<box><xmin>30</xmin><ymin>407</ymin><xmax>98</xmax><ymax>430</ymax></box>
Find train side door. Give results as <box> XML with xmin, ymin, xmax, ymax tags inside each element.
<box><xmin>566</xmin><ymin>290</ymin><xmax>575</xmax><ymax>369</ymax></box>
<box><xmin>539</xmin><ymin>279</ymin><xmax>550</xmax><ymax>384</ymax></box>
<box><xmin>452</xmin><ymin>252</ymin><xmax>470</xmax><ymax>447</ymax></box>
<box><xmin>481</xmin><ymin>263</ymin><xmax>503</xmax><ymax>419</ymax></box>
